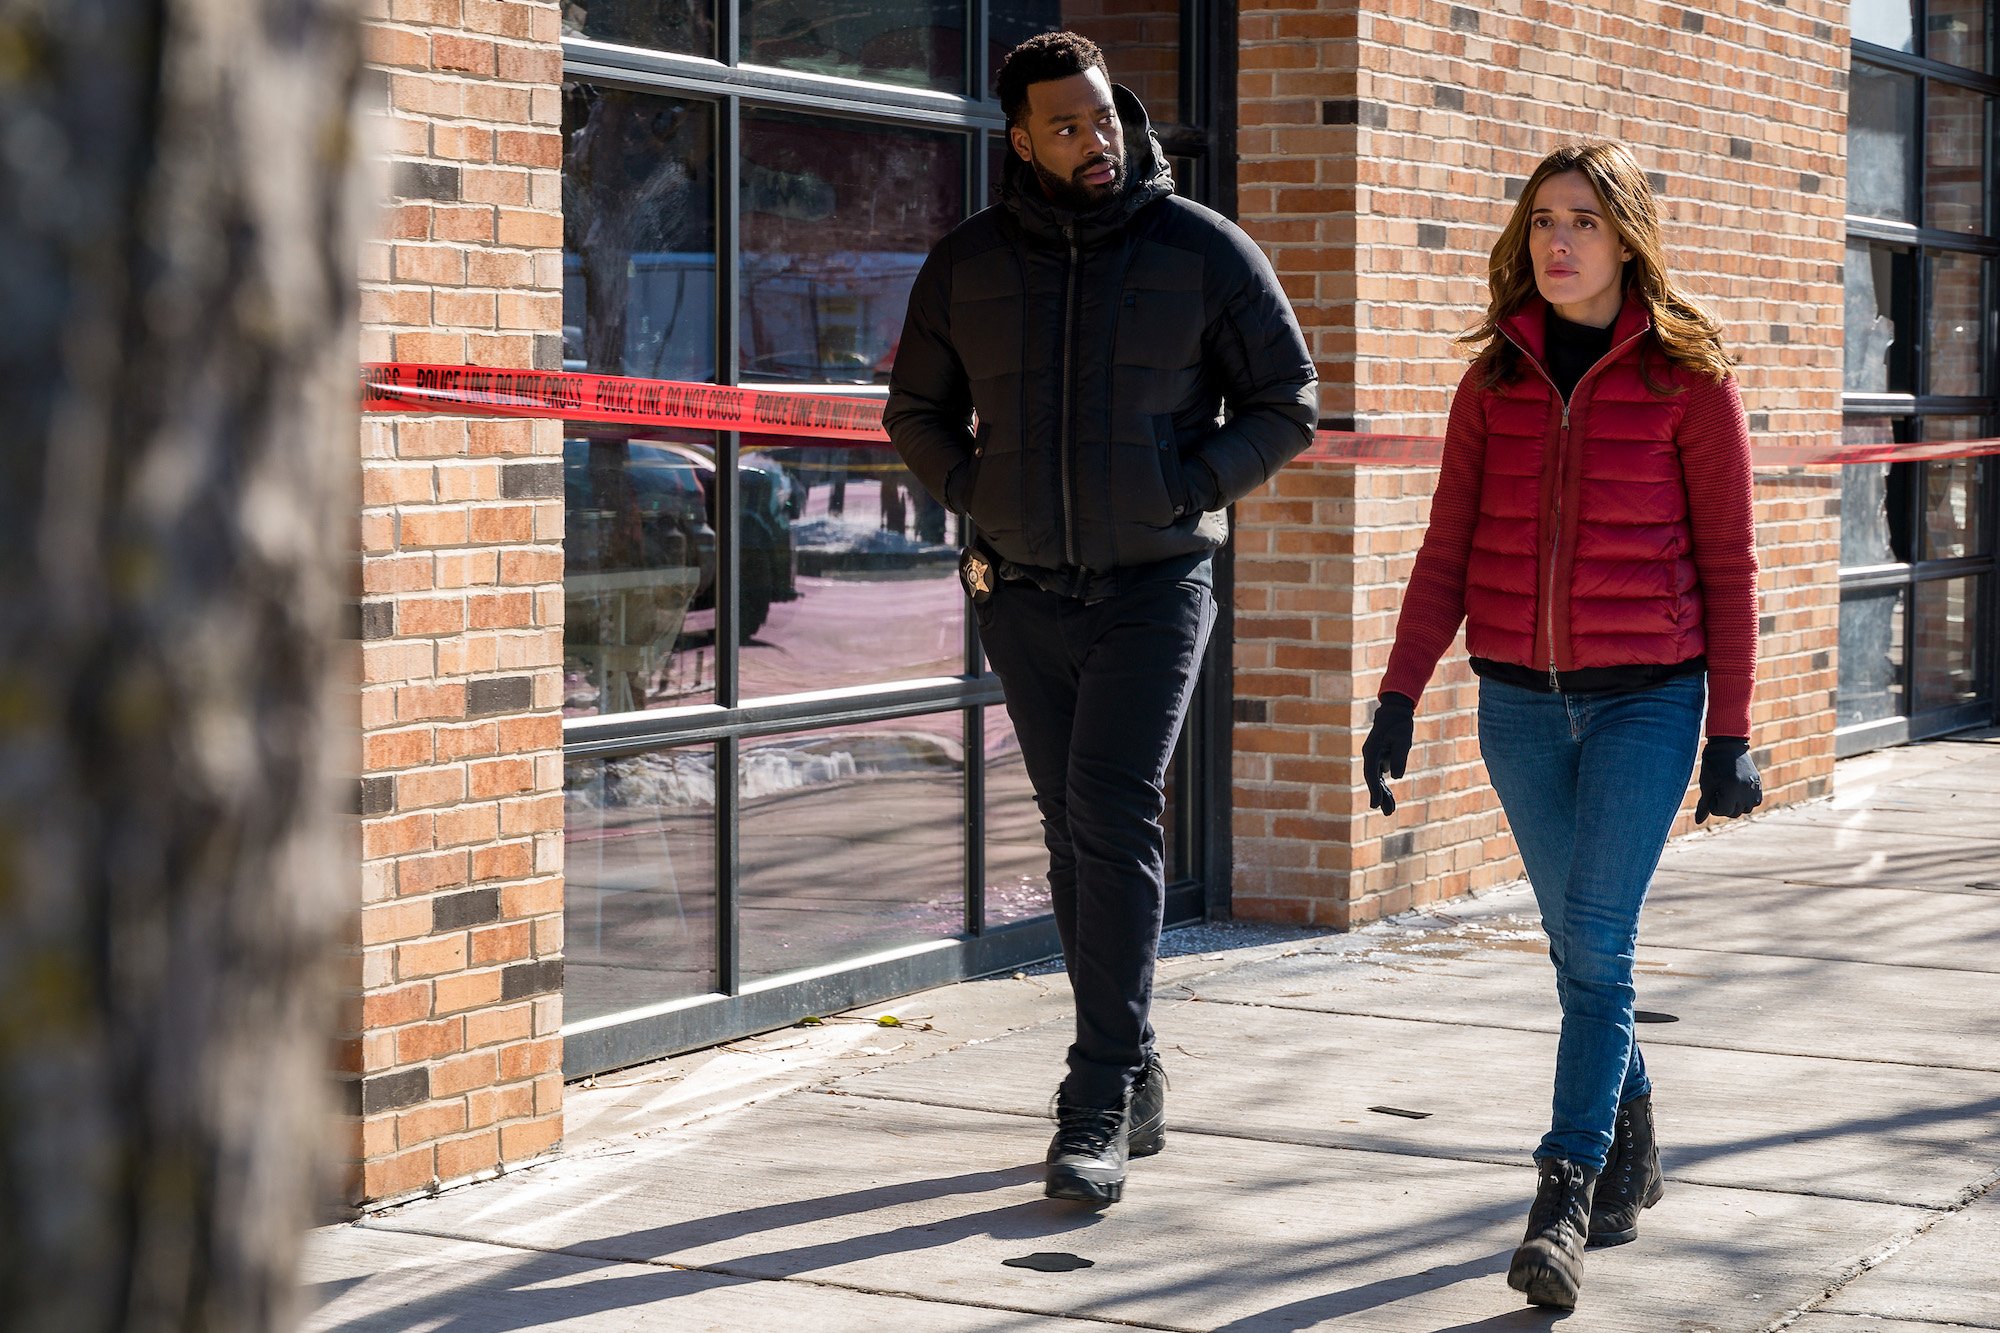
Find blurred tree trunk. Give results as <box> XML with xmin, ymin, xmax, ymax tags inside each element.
<box><xmin>0</xmin><ymin>0</ymin><xmax>367</xmax><ymax>1328</ymax></box>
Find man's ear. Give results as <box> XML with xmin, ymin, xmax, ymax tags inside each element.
<box><xmin>1008</xmin><ymin>124</ymin><xmax>1032</xmax><ymax>163</ymax></box>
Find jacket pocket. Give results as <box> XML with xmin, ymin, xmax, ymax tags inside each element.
<box><xmin>1153</xmin><ymin>415</ymin><xmax>1190</xmax><ymax>520</ymax></box>
<box><xmin>948</xmin><ymin>422</ymin><xmax>987</xmax><ymax>515</ymax></box>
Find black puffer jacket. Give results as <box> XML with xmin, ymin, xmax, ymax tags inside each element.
<box><xmin>884</xmin><ymin>85</ymin><xmax>1318</xmax><ymax>574</ymax></box>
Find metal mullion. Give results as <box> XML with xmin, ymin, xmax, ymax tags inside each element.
<box><xmin>1845</xmin><ymin>216</ymin><xmax>1999</xmax><ymax>256</ymax></box>
<box><xmin>714</xmin><ymin>91</ymin><xmax>741</xmax><ymax>999</ymax></box>
<box><xmin>969</xmin><ymin>0</ymin><xmax>985</xmax><ymax>107</ymax></box>
<box><xmin>718</xmin><ymin>0</ymin><xmax>736</xmax><ymax>68</ymax></box>
<box><xmin>1854</xmin><ymin>39</ymin><xmax>2000</xmax><ymax>94</ymax></box>
<box><xmin>964</xmin><ymin>705</ymin><xmax>985</xmax><ymax>936</ymax></box>
<box><xmin>717</xmin><ymin>735</ymin><xmax>740</xmax><ymax>995</ymax></box>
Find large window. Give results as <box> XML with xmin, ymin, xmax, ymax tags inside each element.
<box><xmin>1840</xmin><ymin>2</ymin><xmax>1999</xmax><ymax>753</ymax></box>
<box><xmin>557</xmin><ymin>2</ymin><xmax>1230</xmax><ymax>1071</ymax></box>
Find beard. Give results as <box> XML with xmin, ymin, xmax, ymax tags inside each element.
<box><xmin>1030</xmin><ymin>151</ymin><xmax>1125</xmax><ymax>212</ymax></box>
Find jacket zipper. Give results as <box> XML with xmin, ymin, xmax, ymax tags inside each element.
<box><xmin>1499</xmin><ymin>325</ymin><xmax>1649</xmax><ymax>688</ymax></box>
<box><xmin>1060</xmin><ymin>224</ymin><xmax>1079</xmax><ymax>568</ymax></box>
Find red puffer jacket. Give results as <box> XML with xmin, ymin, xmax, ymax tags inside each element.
<box><xmin>1381</xmin><ymin>292</ymin><xmax>1758</xmax><ymax>738</ymax></box>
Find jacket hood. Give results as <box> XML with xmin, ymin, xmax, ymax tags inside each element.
<box><xmin>1000</xmin><ymin>83</ymin><xmax>1174</xmax><ymax>244</ymax></box>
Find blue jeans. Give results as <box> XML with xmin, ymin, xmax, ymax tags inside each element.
<box><xmin>1477</xmin><ymin>673</ymin><xmax>1704</xmax><ymax>1170</ymax></box>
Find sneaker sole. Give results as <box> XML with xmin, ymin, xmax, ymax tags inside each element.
<box><xmin>1507</xmin><ymin>1253</ymin><xmax>1579</xmax><ymax>1310</ymax></box>
<box><xmin>1045</xmin><ymin>1170</ymin><xmax>1124</xmax><ymax>1204</ymax></box>
<box><xmin>1128</xmin><ymin>1127</ymin><xmax>1165</xmax><ymax>1158</ymax></box>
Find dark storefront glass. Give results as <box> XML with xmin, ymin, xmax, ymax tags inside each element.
<box><xmin>1925</xmin><ymin>82</ymin><xmax>1992</xmax><ymax>234</ymax></box>
<box><xmin>1929</xmin><ymin>0</ymin><xmax>1993</xmax><ymax>72</ymax></box>
<box><xmin>562</xmin><ymin>88</ymin><xmax>717</xmax><ymax>381</ymax></box>
<box><xmin>1925</xmin><ymin>457</ymin><xmax>1988</xmax><ymax>561</ymax></box>
<box><xmin>564</xmin><ymin>747</ymin><xmax>719</xmax><ymax>1021</ymax></box>
<box><xmin>743</xmin><ymin>1</ymin><xmax>967</xmax><ymax>92</ymax></box>
<box><xmin>562</xmin><ymin>0</ymin><xmax>717</xmax><ymax>55</ymax></box>
<box><xmin>1838</xmin><ymin>586</ymin><xmax>1910</xmax><ymax>726</ymax></box>
<box><xmin>1928</xmin><ymin>252</ymin><xmax>1989</xmax><ymax>398</ymax></box>
<box><xmin>739</xmin><ymin>716</ymin><xmax>967</xmax><ymax>979</ymax></box>
<box><xmin>738</xmin><ymin>109</ymin><xmax>965</xmax><ymax>383</ymax></box>
<box><xmin>738</xmin><ymin>441</ymin><xmax>966</xmax><ymax>698</ymax></box>
<box><xmin>990</xmin><ymin>2</ymin><xmax>1183</xmax><ymax>125</ymax></box>
<box><xmin>1847</xmin><ymin>63</ymin><xmax>1918</xmax><ymax>222</ymax></box>
<box><xmin>563</xmin><ymin>430</ymin><xmax>727</xmax><ymax>717</ymax></box>
<box><xmin>1914</xmin><ymin>576</ymin><xmax>1990</xmax><ymax>710</ymax></box>
<box><xmin>1843</xmin><ymin>243</ymin><xmax>1916</xmax><ymax>394</ymax></box>
<box><xmin>984</xmin><ymin>708</ymin><xmax>1050</xmax><ymax>928</ymax></box>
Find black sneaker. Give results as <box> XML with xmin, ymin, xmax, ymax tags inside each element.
<box><xmin>1129</xmin><ymin>1052</ymin><xmax>1168</xmax><ymax>1158</ymax></box>
<box><xmin>1045</xmin><ymin>1097</ymin><xmax>1128</xmax><ymax>1204</ymax></box>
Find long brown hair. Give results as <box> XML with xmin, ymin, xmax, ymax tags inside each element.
<box><xmin>1458</xmin><ymin>141</ymin><xmax>1733</xmax><ymax>390</ymax></box>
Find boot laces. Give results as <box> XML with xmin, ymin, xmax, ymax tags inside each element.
<box><xmin>1054</xmin><ymin>1103</ymin><xmax>1124</xmax><ymax>1155</ymax></box>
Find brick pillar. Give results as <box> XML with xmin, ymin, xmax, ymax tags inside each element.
<box><xmin>1230</xmin><ymin>0</ymin><xmax>1848</xmax><ymax>928</ymax></box>
<box><xmin>343</xmin><ymin>0</ymin><xmax>567</xmax><ymax>1207</ymax></box>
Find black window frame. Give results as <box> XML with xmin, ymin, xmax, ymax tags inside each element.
<box><xmin>1840</xmin><ymin>8</ymin><xmax>2000</xmax><ymax>756</ymax></box>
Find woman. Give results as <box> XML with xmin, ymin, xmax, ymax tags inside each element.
<box><xmin>1362</xmin><ymin>141</ymin><xmax>1764</xmax><ymax>1311</ymax></box>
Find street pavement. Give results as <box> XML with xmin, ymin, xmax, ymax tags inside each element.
<box><xmin>303</xmin><ymin>731</ymin><xmax>2000</xmax><ymax>1332</ymax></box>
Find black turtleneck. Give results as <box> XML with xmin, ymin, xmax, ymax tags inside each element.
<box><xmin>1545</xmin><ymin>307</ymin><xmax>1614</xmax><ymax>402</ymax></box>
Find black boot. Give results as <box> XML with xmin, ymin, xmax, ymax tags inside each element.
<box><xmin>1045</xmin><ymin>1096</ymin><xmax>1129</xmax><ymax>1204</ymax></box>
<box><xmin>1589</xmin><ymin>1093</ymin><xmax>1663</xmax><ymax>1247</ymax></box>
<box><xmin>1507</xmin><ymin>1157</ymin><xmax>1597</xmax><ymax>1310</ymax></box>
<box><xmin>1128</xmin><ymin>1052</ymin><xmax>1168</xmax><ymax>1158</ymax></box>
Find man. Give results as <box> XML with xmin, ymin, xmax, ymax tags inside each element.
<box><xmin>885</xmin><ymin>31</ymin><xmax>1317</xmax><ymax>1204</ymax></box>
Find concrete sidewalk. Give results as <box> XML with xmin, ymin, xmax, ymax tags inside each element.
<box><xmin>303</xmin><ymin>733</ymin><xmax>2000</xmax><ymax>1332</ymax></box>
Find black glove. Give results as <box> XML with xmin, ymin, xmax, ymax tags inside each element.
<box><xmin>1362</xmin><ymin>693</ymin><xmax>1416</xmax><ymax>815</ymax></box>
<box><xmin>1694</xmin><ymin>737</ymin><xmax>1761</xmax><ymax>823</ymax></box>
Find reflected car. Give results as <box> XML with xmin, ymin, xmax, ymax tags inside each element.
<box><xmin>638</xmin><ymin>440</ymin><xmax>798</xmax><ymax>640</ymax></box>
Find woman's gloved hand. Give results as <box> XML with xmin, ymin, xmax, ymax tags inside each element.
<box><xmin>1362</xmin><ymin>693</ymin><xmax>1416</xmax><ymax>815</ymax></box>
<box><xmin>1694</xmin><ymin>737</ymin><xmax>1762</xmax><ymax>823</ymax></box>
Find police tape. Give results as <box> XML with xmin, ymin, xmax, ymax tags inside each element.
<box><xmin>362</xmin><ymin>364</ymin><xmax>1999</xmax><ymax>468</ymax></box>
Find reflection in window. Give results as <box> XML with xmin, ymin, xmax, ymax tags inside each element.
<box><xmin>1843</xmin><ymin>242</ymin><xmax>1914</xmax><ymax>393</ymax></box>
<box><xmin>1923</xmin><ymin>449</ymin><xmax>1990</xmax><ymax>561</ymax></box>
<box><xmin>1925</xmin><ymin>82</ymin><xmax>1991</xmax><ymax>234</ymax></box>
<box><xmin>984</xmin><ymin>708</ymin><xmax>1050</xmax><ymax>928</ymax></box>
<box><xmin>1846</xmin><ymin>63</ymin><xmax>1916</xmax><ymax>222</ymax></box>
<box><xmin>563</xmin><ymin>431</ymin><xmax>730</xmax><ymax>717</ymax></box>
<box><xmin>738</xmin><ymin>440</ymin><xmax>966</xmax><ymax>699</ymax></box>
<box><xmin>1837</xmin><ymin>586</ymin><xmax>1908</xmax><ymax>727</ymax></box>
<box><xmin>739</xmin><ymin>110</ymin><xmax>965</xmax><ymax>384</ymax></box>
<box><xmin>738</xmin><ymin>716</ymin><xmax>966</xmax><ymax>979</ymax></box>
<box><xmin>1928</xmin><ymin>253</ymin><xmax>1989</xmax><ymax>397</ymax></box>
<box><xmin>564</xmin><ymin>748</ymin><xmax>718</xmax><ymax>1022</ymax></box>
<box><xmin>990</xmin><ymin>3</ymin><xmax>1183</xmax><ymax>125</ymax></box>
<box><xmin>1929</xmin><ymin>0</ymin><xmax>1992</xmax><ymax>72</ymax></box>
<box><xmin>562</xmin><ymin>0</ymin><xmax>715</xmax><ymax>53</ymax></box>
<box><xmin>743</xmin><ymin>1</ymin><xmax>966</xmax><ymax>92</ymax></box>
<box><xmin>1914</xmin><ymin>576</ymin><xmax>1989</xmax><ymax>711</ymax></box>
<box><xmin>562</xmin><ymin>87</ymin><xmax>717</xmax><ymax>381</ymax></box>
<box><xmin>1853</xmin><ymin>0</ymin><xmax>1916</xmax><ymax>51</ymax></box>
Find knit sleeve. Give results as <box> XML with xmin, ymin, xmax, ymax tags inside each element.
<box><xmin>1679</xmin><ymin>374</ymin><xmax>1759</xmax><ymax>738</ymax></box>
<box><xmin>1379</xmin><ymin>368</ymin><xmax>1489</xmax><ymax>707</ymax></box>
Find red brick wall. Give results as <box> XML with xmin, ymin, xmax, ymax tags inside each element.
<box><xmin>1231</xmin><ymin>0</ymin><xmax>1849</xmax><ymax>927</ymax></box>
<box><xmin>343</xmin><ymin>0</ymin><xmax>567</xmax><ymax>1206</ymax></box>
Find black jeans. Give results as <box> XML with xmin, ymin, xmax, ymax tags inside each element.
<box><xmin>977</xmin><ymin>551</ymin><xmax>1217</xmax><ymax>1109</ymax></box>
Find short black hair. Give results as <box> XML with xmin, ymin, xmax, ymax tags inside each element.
<box><xmin>997</xmin><ymin>31</ymin><xmax>1107</xmax><ymax>129</ymax></box>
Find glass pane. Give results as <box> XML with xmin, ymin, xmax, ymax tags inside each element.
<box><xmin>563</xmin><ymin>430</ymin><xmax>722</xmax><ymax>716</ymax></box>
<box><xmin>562</xmin><ymin>0</ymin><xmax>716</xmax><ymax>55</ymax></box>
<box><xmin>1913</xmin><ymin>576</ymin><xmax>1990</xmax><ymax>711</ymax></box>
<box><xmin>989</xmin><ymin>3</ymin><xmax>1183</xmax><ymax>126</ymax></box>
<box><xmin>564</xmin><ymin>747</ymin><xmax>718</xmax><ymax>1022</ymax></box>
<box><xmin>984</xmin><ymin>707</ymin><xmax>1051</xmax><ymax>928</ymax></box>
<box><xmin>739</xmin><ymin>716</ymin><xmax>967</xmax><ymax>979</ymax></box>
<box><xmin>742</xmin><ymin>1</ymin><xmax>967</xmax><ymax>92</ymax></box>
<box><xmin>562</xmin><ymin>87</ymin><xmax>717</xmax><ymax>381</ymax></box>
<box><xmin>1923</xmin><ymin>450</ymin><xmax>1989</xmax><ymax>560</ymax></box>
<box><xmin>1846</xmin><ymin>63</ymin><xmax>1916</xmax><ymax>223</ymax></box>
<box><xmin>739</xmin><ymin>110</ymin><xmax>966</xmax><ymax>384</ymax></box>
<box><xmin>738</xmin><ymin>440</ymin><xmax>967</xmax><ymax>698</ymax></box>
<box><xmin>1928</xmin><ymin>252</ymin><xmax>1989</xmax><ymax>397</ymax></box>
<box><xmin>1930</xmin><ymin>0</ymin><xmax>1993</xmax><ymax>72</ymax></box>
<box><xmin>1838</xmin><ymin>585</ymin><xmax>1908</xmax><ymax>726</ymax></box>
<box><xmin>1843</xmin><ymin>242</ymin><xmax>1916</xmax><ymax>393</ymax></box>
<box><xmin>1853</xmin><ymin>0</ymin><xmax>1916</xmax><ymax>51</ymax></box>
<box><xmin>1925</xmin><ymin>83</ymin><xmax>1991</xmax><ymax>235</ymax></box>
